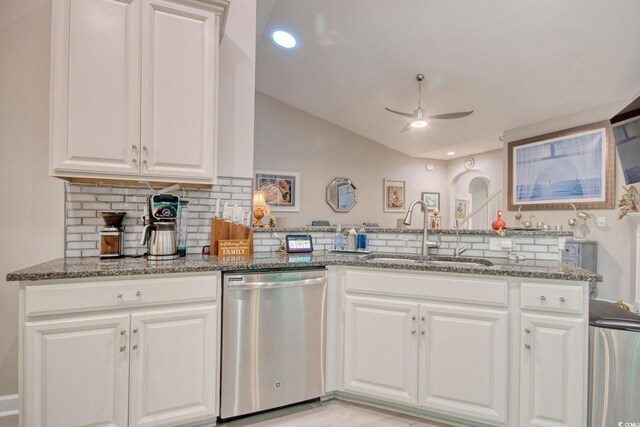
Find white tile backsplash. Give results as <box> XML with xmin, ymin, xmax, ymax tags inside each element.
<box><xmin>64</xmin><ymin>177</ymin><xmax>253</xmax><ymax>258</ymax></box>
<box><xmin>253</xmin><ymin>229</ymin><xmax>562</xmax><ymax>261</ymax></box>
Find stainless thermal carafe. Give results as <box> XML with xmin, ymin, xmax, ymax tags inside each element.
<box><xmin>140</xmin><ymin>222</ymin><xmax>178</xmax><ymax>260</ymax></box>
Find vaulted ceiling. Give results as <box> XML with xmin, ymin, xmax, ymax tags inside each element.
<box><xmin>256</xmin><ymin>0</ymin><xmax>640</xmax><ymax>159</ymax></box>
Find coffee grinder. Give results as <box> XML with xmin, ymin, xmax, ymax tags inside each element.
<box><xmin>99</xmin><ymin>212</ymin><xmax>126</xmax><ymax>259</ymax></box>
<box><xmin>140</xmin><ymin>194</ymin><xmax>180</xmax><ymax>261</ymax></box>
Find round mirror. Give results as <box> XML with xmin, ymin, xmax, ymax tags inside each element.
<box><xmin>326</xmin><ymin>178</ymin><xmax>357</xmax><ymax>212</ymax></box>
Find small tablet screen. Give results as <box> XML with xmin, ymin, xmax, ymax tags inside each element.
<box><xmin>286</xmin><ymin>235</ymin><xmax>314</xmax><ymax>253</ymax></box>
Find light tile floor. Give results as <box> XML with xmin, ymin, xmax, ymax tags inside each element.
<box><xmin>0</xmin><ymin>399</ymin><xmax>458</xmax><ymax>427</ymax></box>
<box><xmin>218</xmin><ymin>399</ymin><xmax>456</xmax><ymax>427</ymax></box>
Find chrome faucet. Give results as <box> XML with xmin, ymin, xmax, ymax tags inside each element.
<box><xmin>453</xmin><ymin>219</ymin><xmax>468</xmax><ymax>257</ymax></box>
<box><xmin>403</xmin><ymin>200</ymin><xmax>440</xmax><ymax>257</ymax></box>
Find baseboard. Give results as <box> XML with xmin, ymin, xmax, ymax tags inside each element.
<box><xmin>0</xmin><ymin>394</ymin><xmax>18</xmax><ymax>418</ymax></box>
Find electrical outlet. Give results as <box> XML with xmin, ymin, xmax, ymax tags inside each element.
<box><xmin>489</xmin><ymin>238</ymin><xmax>512</xmax><ymax>251</ymax></box>
<box><xmin>596</xmin><ymin>216</ymin><xmax>606</xmax><ymax>227</ymax></box>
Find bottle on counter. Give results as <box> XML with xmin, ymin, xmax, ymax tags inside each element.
<box><xmin>356</xmin><ymin>225</ymin><xmax>367</xmax><ymax>251</ymax></box>
<box><xmin>346</xmin><ymin>228</ymin><xmax>357</xmax><ymax>251</ymax></box>
<box><xmin>334</xmin><ymin>225</ymin><xmax>345</xmax><ymax>250</ymax></box>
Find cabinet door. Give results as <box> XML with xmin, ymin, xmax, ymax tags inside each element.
<box><xmin>129</xmin><ymin>305</ymin><xmax>217</xmax><ymax>427</ymax></box>
<box><xmin>50</xmin><ymin>0</ymin><xmax>140</xmax><ymax>176</ymax></box>
<box><xmin>418</xmin><ymin>303</ymin><xmax>508</xmax><ymax>424</ymax></box>
<box><xmin>140</xmin><ymin>0</ymin><xmax>218</xmax><ymax>181</ymax></box>
<box><xmin>343</xmin><ymin>295</ymin><xmax>418</xmax><ymax>405</ymax></box>
<box><xmin>24</xmin><ymin>314</ymin><xmax>130</xmax><ymax>427</ymax></box>
<box><xmin>520</xmin><ymin>313</ymin><xmax>585</xmax><ymax>427</ymax></box>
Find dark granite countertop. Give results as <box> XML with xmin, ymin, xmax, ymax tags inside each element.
<box><xmin>253</xmin><ymin>226</ymin><xmax>573</xmax><ymax>237</ymax></box>
<box><xmin>6</xmin><ymin>251</ymin><xmax>601</xmax><ymax>283</ymax></box>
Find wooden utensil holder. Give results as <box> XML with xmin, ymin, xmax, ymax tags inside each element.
<box><xmin>210</xmin><ymin>218</ymin><xmax>253</xmax><ymax>255</ymax></box>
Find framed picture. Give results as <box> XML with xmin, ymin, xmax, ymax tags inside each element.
<box><xmin>508</xmin><ymin>121</ymin><xmax>615</xmax><ymax>210</ymax></box>
<box><xmin>455</xmin><ymin>199</ymin><xmax>468</xmax><ymax>219</ymax></box>
<box><xmin>613</xmin><ymin>115</ymin><xmax>640</xmax><ymax>185</ymax></box>
<box><xmin>254</xmin><ymin>170</ymin><xmax>300</xmax><ymax>212</ymax></box>
<box><xmin>384</xmin><ymin>178</ymin><xmax>405</xmax><ymax>212</ymax></box>
<box><xmin>421</xmin><ymin>192</ymin><xmax>440</xmax><ymax>211</ymax></box>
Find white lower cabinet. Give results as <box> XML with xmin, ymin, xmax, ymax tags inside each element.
<box><xmin>343</xmin><ymin>295</ymin><xmax>507</xmax><ymax>425</ymax></box>
<box><xmin>418</xmin><ymin>303</ymin><xmax>507</xmax><ymax>424</ymax></box>
<box><xmin>340</xmin><ymin>269</ymin><xmax>588</xmax><ymax>427</ymax></box>
<box><xmin>129</xmin><ymin>306</ymin><xmax>217</xmax><ymax>427</ymax></box>
<box><xmin>519</xmin><ymin>313</ymin><xmax>585</xmax><ymax>427</ymax></box>
<box><xmin>20</xmin><ymin>274</ymin><xmax>220</xmax><ymax>427</ymax></box>
<box><xmin>343</xmin><ymin>296</ymin><xmax>418</xmax><ymax>405</ymax></box>
<box><xmin>25</xmin><ymin>314</ymin><xmax>131</xmax><ymax>427</ymax></box>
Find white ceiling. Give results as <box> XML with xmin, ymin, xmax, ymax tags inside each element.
<box><xmin>255</xmin><ymin>0</ymin><xmax>640</xmax><ymax>160</ymax></box>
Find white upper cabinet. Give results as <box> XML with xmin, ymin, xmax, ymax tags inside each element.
<box><xmin>50</xmin><ymin>0</ymin><xmax>141</xmax><ymax>176</ymax></box>
<box><xmin>140</xmin><ymin>0</ymin><xmax>217</xmax><ymax>180</ymax></box>
<box><xmin>49</xmin><ymin>0</ymin><xmax>228</xmax><ymax>185</ymax></box>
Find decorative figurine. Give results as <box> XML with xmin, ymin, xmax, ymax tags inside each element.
<box><xmin>618</xmin><ymin>185</ymin><xmax>640</xmax><ymax>219</ymax></box>
<box><xmin>492</xmin><ymin>210</ymin><xmax>507</xmax><ymax>236</ymax></box>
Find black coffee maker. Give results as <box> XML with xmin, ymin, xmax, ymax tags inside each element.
<box><xmin>140</xmin><ymin>194</ymin><xmax>180</xmax><ymax>261</ymax></box>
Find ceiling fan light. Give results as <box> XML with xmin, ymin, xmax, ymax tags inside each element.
<box><xmin>410</xmin><ymin>120</ymin><xmax>429</xmax><ymax>128</ymax></box>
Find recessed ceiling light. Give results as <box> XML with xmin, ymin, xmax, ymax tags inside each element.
<box><xmin>271</xmin><ymin>29</ymin><xmax>297</xmax><ymax>49</ymax></box>
<box><xmin>447</xmin><ymin>151</ymin><xmax>455</xmax><ymax>156</ymax></box>
<box><xmin>410</xmin><ymin>120</ymin><xmax>429</xmax><ymax>128</ymax></box>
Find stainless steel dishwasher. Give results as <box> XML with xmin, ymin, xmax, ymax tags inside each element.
<box><xmin>220</xmin><ymin>268</ymin><xmax>327</xmax><ymax>419</ymax></box>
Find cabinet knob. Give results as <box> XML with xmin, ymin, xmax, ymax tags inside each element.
<box><xmin>133</xmin><ymin>328</ymin><xmax>138</xmax><ymax>334</ymax></box>
<box><xmin>539</xmin><ymin>295</ymin><xmax>546</xmax><ymax>301</ymax></box>
<box><xmin>131</xmin><ymin>158</ymin><xmax>137</xmax><ymax>165</ymax></box>
<box><xmin>559</xmin><ymin>297</ymin><xmax>566</xmax><ymax>303</ymax></box>
<box><xmin>120</xmin><ymin>329</ymin><xmax>126</xmax><ymax>336</ymax></box>
<box><xmin>136</xmin><ymin>291</ymin><xmax>142</xmax><ymax>297</ymax></box>
<box><xmin>132</xmin><ymin>145</ymin><xmax>137</xmax><ymax>153</ymax></box>
<box><xmin>120</xmin><ymin>346</ymin><xmax>126</xmax><ymax>352</ymax></box>
<box><xmin>116</xmin><ymin>293</ymin><xmax>123</xmax><ymax>299</ymax></box>
<box><xmin>525</xmin><ymin>328</ymin><xmax>530</xmax><ymax>334</ymax></box>
<box><xmin>525</xmin><ymin>344</ymin><xmax>531</xmax><ymax>350</ymax></box>
<box><xmin>133</xmin><ymin>345</ymin><xmax>138</xmax><ymax>350</ymax></box>
<box><xmin>143</xmin><ymin>146</ymin><xmax>148</xmax><ymax>152</ymax></box>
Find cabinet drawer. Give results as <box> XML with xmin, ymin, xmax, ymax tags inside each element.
<box><xmin>520</xmin><ymin>282</ymin><xmax>583</xmax><ymax>314</ymax></box>
<box><xmin>25</xmin><ymin>274</ymin><xmax>217</xmax><ymax>316</ymax></box>
<box><xmin>345</xmin><ymin>269</ymin><xmax>508</xmax><ymax>307</ymax></box>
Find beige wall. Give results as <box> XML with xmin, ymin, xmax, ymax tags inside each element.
<box><xmin>0</xmin><ymin>0</ymin><xmax>257</xmax><ymax>399</ymax></box>
<box><xmin>254</xmin><ymin>92</ymin><xmax>449</xmax><ymax>228</ymax></box>
<box><xmin>502</xmin><ymin>101</ymin><xmax>637</xmax><ymax>303</ymax></box>
<box><xmin>0</xmin><ymin>0</ymin><xmax>64</xmax><ymax>397</ymax></box>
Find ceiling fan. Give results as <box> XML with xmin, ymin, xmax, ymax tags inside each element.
<box><xmin>385</xmin><ymin>74</ymin><xmax>474</xmax><ymax>132</ymax></box>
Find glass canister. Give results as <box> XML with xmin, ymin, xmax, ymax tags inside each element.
<box><xmin>176</xmin><ymin>200</ymin><xmax>189</xmax><ymax>257</ymax></box>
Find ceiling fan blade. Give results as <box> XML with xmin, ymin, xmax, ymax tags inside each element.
<box><xmin>400</xmin><ymin>122</ymin><xmax>412</xmax><ymax>132</ymax></box>
<box><xmin>428</xmin><ymin>111</ymin><xmax>474</xmax><ymax>120</ymax></box>
<box><xmin>385</xmin><ymin>107</ymin><xmax>419</xmax><ymax>119</ymax></box>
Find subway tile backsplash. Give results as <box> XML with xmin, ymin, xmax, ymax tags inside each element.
<box><xmin>253</xmin><ymin>230</ymin><xmax>563</xmax><ymax>261</ymax></box>
<box><xmin>64</xmin><ymin>177</ymin><xmax>253</xmax><ymax>258</ymax></box>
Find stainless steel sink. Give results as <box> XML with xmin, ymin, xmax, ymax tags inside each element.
<box><xmin>360</xmin><ymin>254</ymin><xmax>493</xmax><ymax>267</ymax></box>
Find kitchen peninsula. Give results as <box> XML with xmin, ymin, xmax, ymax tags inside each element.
<box><xmin>8</xmin><ymin>249</ymin><xmax>599</xmax><ymax>427</ymax></box>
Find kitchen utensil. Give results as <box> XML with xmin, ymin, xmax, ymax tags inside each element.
<box><xmin>99</xmin><ymin>212</ymin><xmax>126</xmax><ymax>259</ymax></box>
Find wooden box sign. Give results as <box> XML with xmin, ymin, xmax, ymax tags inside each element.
<box><xmin>210</xmin><ymin>218</ymin><xmax>253</xmax><ymax>255</ymax></box>
<box><xmin>218</xmin><ymin>240</ymin><xmax>251</xmax><ymax>256</ymax></box>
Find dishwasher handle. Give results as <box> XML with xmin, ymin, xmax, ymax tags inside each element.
<box><xmin>227</xmin><ymin>277</ymin><xmax>327</xmax><ymax>290</ymax></box>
